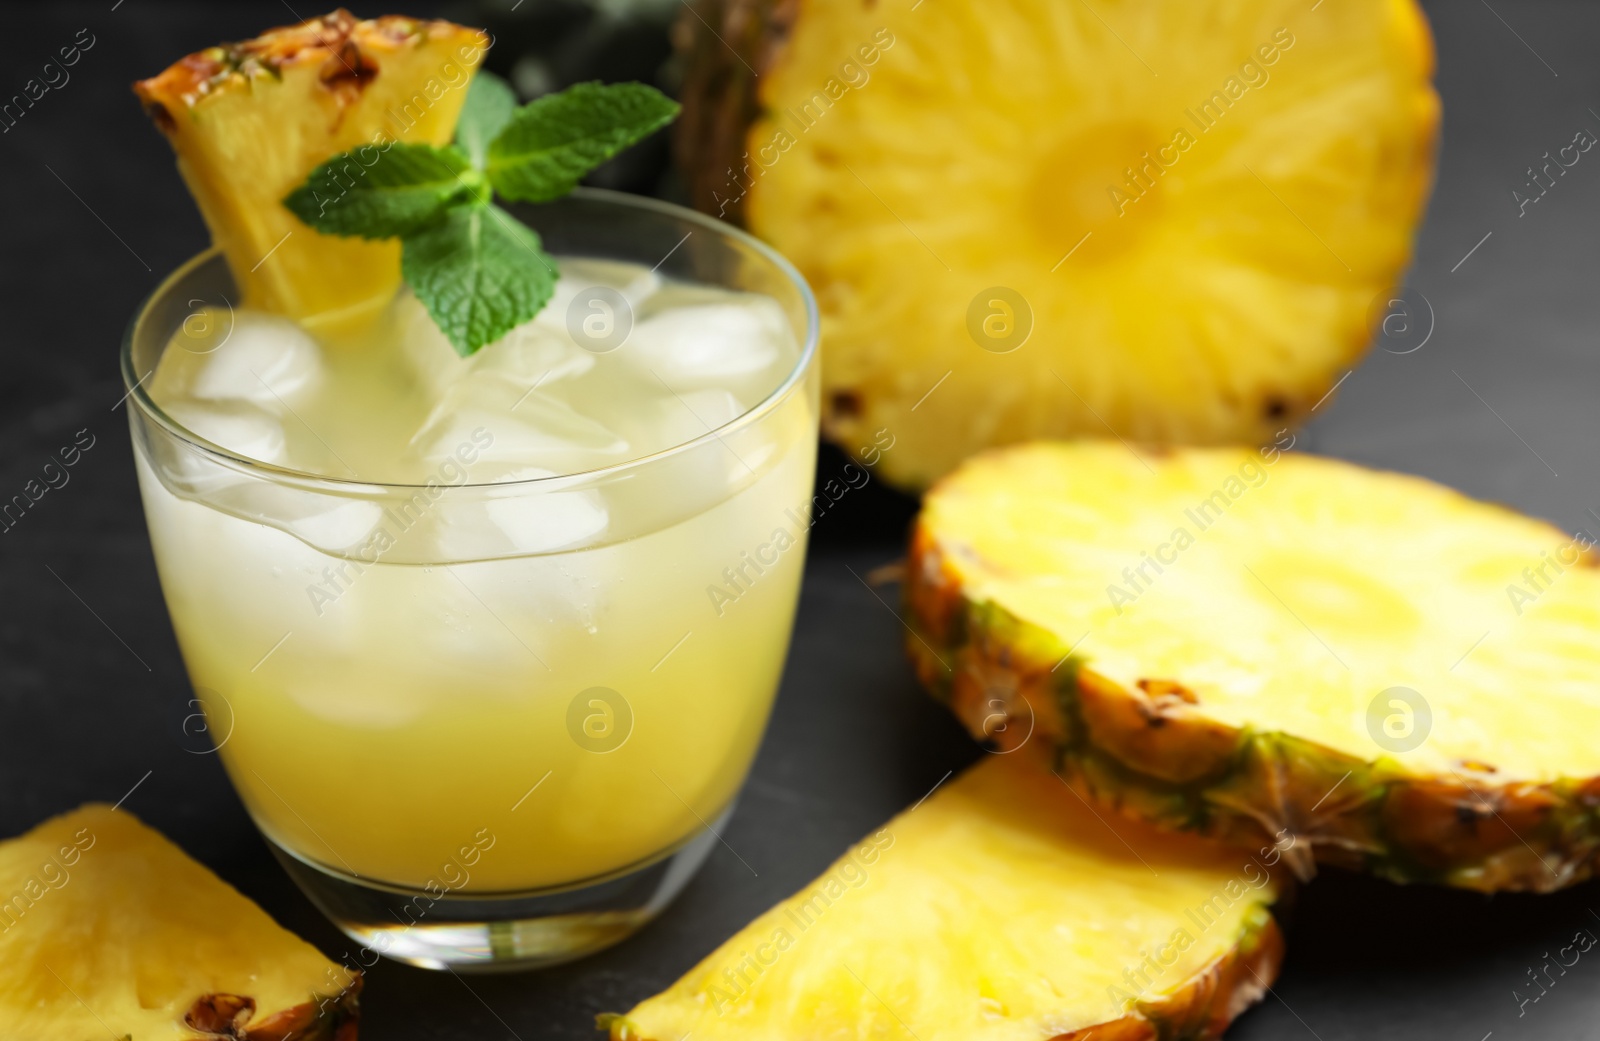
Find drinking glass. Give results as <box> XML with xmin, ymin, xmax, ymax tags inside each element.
<box><xmin>123</xmin><ymin>189</ymin><xmax>820</xmax><ymax>971</ymax></box>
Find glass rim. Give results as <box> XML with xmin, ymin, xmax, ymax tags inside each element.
<box><xmin>120</xmin><ymin>187</ymin><xmax>820</xmax><ymax>492</ymax></box>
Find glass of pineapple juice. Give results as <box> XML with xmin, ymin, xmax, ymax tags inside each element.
<box><xmin>122</xmin><ymin>190</ymin><xmax>820</xmax><ymax>971</ymax></box>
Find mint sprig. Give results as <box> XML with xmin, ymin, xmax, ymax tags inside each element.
<box><xmin>402</xmin><ymin>206</ymin><xmax>553</xmax><ymax>354</ymax></box>
<box><xmin>284</xmin><ymin>73</ymin><xmax>679</xmax><ymax>356</ymax></box>
<box><xmin>486</xmin><ymin>82</ymin><xmax>682</xmax><ymax>203</ymax></box>
<box><xmin>455</xmin><ymin>72</ymin><xmax>518</xmax><ymax>169</ymax></box>
<box><xmin>285</xmin><ymin>143</ymin><xmax>479</xmax><ymax>239</ymax></box>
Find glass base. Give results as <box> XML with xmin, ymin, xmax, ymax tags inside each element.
<box><xmin>267</xmin><ymin>811</ymin><xmax>729</xmax><ymax>972</ymax></box>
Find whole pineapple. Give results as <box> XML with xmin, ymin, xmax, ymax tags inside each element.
<box><xmin>675</xmin><ymin>0</ymin><xmax>1439</xmax><ymax>487</ymax></box>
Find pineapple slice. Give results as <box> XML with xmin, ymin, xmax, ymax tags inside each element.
<box><xmin>907</xmin><ymin>442</ymin><xmax>1600</xmax><ymax>892</ymax></box>
<box><xmin>0</xmin><ymin>804</ymin><xmax>358</xmax><ymax>1039</ymax></box>
<box><xmin>134</xmin><ymin>10</ymin><xmax>486</xmax><ymax>327</ymax></box>
<box><xmin>611</xmin><ymin>754</ymin><xmax>1285</xmax><ymax>1041</ymax></box>
<box><xmin>676</xmin><ymin>0</ymin><xmax>1438</xmax><ymax>488</ymax></box>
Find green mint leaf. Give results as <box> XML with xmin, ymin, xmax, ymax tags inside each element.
<box><xmin>284</xmin><ymin>144</ymin><xmax>479</xmax><ymax>239</ymax></box>
<box><xmin>486</xmin><ymin>82</ymin><xmax>680</xmax><ymax>203</ymax></box>
<box><xmin>456</xmin><ymin>71</ymin><xmax>519</xmax><ymax>169</ymax></box>
<box><xmin>401</xmin><ymin>205</ymin><xmax>558</xmax><ymax>356</ymax></box>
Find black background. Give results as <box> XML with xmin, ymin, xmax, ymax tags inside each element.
<box><xmin>3</xmin><ymin>1</ymin><xmax>1600</xmax><ymax>1038</ymax></box>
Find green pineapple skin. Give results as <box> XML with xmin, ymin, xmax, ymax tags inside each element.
<box><xmin>906</xmin><ymin>534</ymin><xmax>1600</xmax><ymax>894</ymax></box>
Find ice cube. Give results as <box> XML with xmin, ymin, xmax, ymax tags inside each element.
<box><xmin>392</xmin><ymin>293</ymin><xmax>462</xmax><ymax>399</ymax></box>
<box><xmin>634</xmin><ymin>387</ymin><xmax>750</xmax><ymax>456</ymax></box>
<box><xmin>277</xmin><ymin>498</ymin><xmax>385</xmax><ymax>552</ymax></box>
<box><xmin>158</xmin><ymin>310</ymin><xmax>323</xmax><ymax>408</ymax></box>
<box><xmin>486</xmin><ymin>487</ymin><xmax>606</xmax><ymax>553</ymax></box>
<box><xmin>471</xmin><ymin>315</ymin><xmax>595</xmax><ymax>386</ymax></box>
<box><xmin>158</xmin><ymin>400</ymin><xmax>382</xmax><ymax>550</ymax></box>
<box><xmin>396</xmin><ymin>291</ymin><xmax>595</xmax><ymax>405</ymax></box>
<box><xmin>621</xmin><ymin>299</ymin><xmax>787</xmax><ymax>391</ymax></box>
<box><xmin>163</xmin><ymin>399</ymin><xmax>288</xmax><ymax>465</ymax></box>
<box><xmin>436</xmin><ymin>468</ymin><xmax>610</xmax><ymax>557</ymax></box>
<box><xmin>535</xmin><ymin>257</ymin><xmax>661</xmax><ymax>337</ymax></box>
<box><xmin>409</xmin><ymin>371</ymin><xmax>631</xmax><ymax>479</ymax></box>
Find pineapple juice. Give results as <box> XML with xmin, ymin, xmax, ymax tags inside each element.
<box><xmin>134</xmin><ymin>257</ymin><xmax>817</xmax><ymax>893</ymax></box>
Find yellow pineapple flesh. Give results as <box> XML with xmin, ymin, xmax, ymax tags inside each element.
<box><xmin>677</xmin><ymin>0</ymin><xmax>1438</xmax><ymax>488</ymax></box>
<box><xmin>612</xmin><ymin>754</ymin><xmax>1285</xmax><ymax>1041</ymax></box>
<box><xmin>134</xmin><ymin>10</ymin><xmax>486</xmax><ymax>328</ymax></box>
<box><xmin>0</xmin><ymin>804</ymin><xmax>358</xmax><ymax>1040</ymax></box>
<box><xmin>907</xmin><ymin>442</ymin><xmax>1600</xmax><ymax>890</ymax></box>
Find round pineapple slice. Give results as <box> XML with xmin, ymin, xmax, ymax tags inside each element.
<box><xmin>613</xmin><ymin>753</ymin><xmax>1285</xmax><ymax>1041</ymax></box>
<box><xmin>135</xmin><ymin>11</ymin><xmax>487</xmax><ymax>328</ymax></box>
<box><xmin>677</xmin><ymin>0</ymin><xmax>1438</xmax><ymax>487</ymax></box>
<box><xmin>907</xmin><ymin>442</ymin><xmax>1600</xmax><ymax>892</ymax></box>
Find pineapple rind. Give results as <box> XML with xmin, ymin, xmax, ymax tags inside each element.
<box><xmin>0</xmin><ymin>804</ymin><xmax>359</xmax><ymax>1040</ymax></box>
<box><xmin>611</xmin><ymin>754</ymin><xmax>1286</xmax><ymax>1041</ymax></box>
<box><xmin>134</xmin><ymin>10</ymin><xmax>487</xmax><ymax>325</ymax></box>
<box><xmin>905</xmin><ymin>447</ymin><xmax>1600</xmax><ymax>893</ymax></box>
<box><xmin>613</xmin><ymin>912</ymin><xmax>1283</xmax><ymax>1041</ymax></box>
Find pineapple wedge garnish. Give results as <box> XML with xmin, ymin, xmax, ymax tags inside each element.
<box><xmin>907</xmin><ymin>441</ymin><xmax>1600</xmax><ymax>892</ymax></box>
<box><xmin>134</xmin><ymin>10</ymin><xmax>486</xmax><ymax>327</ymax></box>
<box><xmin>0</xmin><ymin>804</ymin><xmax>358</xmax><ymax>1040</ymax></box>
<box><xmin>611</xmin><ymin>754</ymin><xmax>1285</xmax><ymax>1041</ymax></box>
<box><xmin>675</xmin><ymin>0</ymin><xmax>1438</xmax><ymax>487</ymax></box>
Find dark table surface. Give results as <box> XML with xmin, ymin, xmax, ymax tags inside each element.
<box><xmin>4</xmin><ymin>1</ymin><xmax>1600</xmax><ymax>1038</ymax></box>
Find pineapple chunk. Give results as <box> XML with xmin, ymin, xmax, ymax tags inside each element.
<box><xmin>908</xmin><ymin>442</ymin><xmax>1600</xmax><ymax>891</ymax></box>
<box><xmin>134</xmin><ymin>10</ymin><xmax>487</xmax><ymax>327</ymax></box>
<box><xmin>0</xmin><ymin>804</ymin><xmax>358</xmax><ymax>1040</ymax></box>
<box><xmin>612</xmin><ymin>754</ymin><xmax>1285</xmax><ymax>1041</ymax></box>
<box><xmin>676</xmin><ymin>0</ymin><xmax>1438</xmax><ymax>487</ymax></box>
